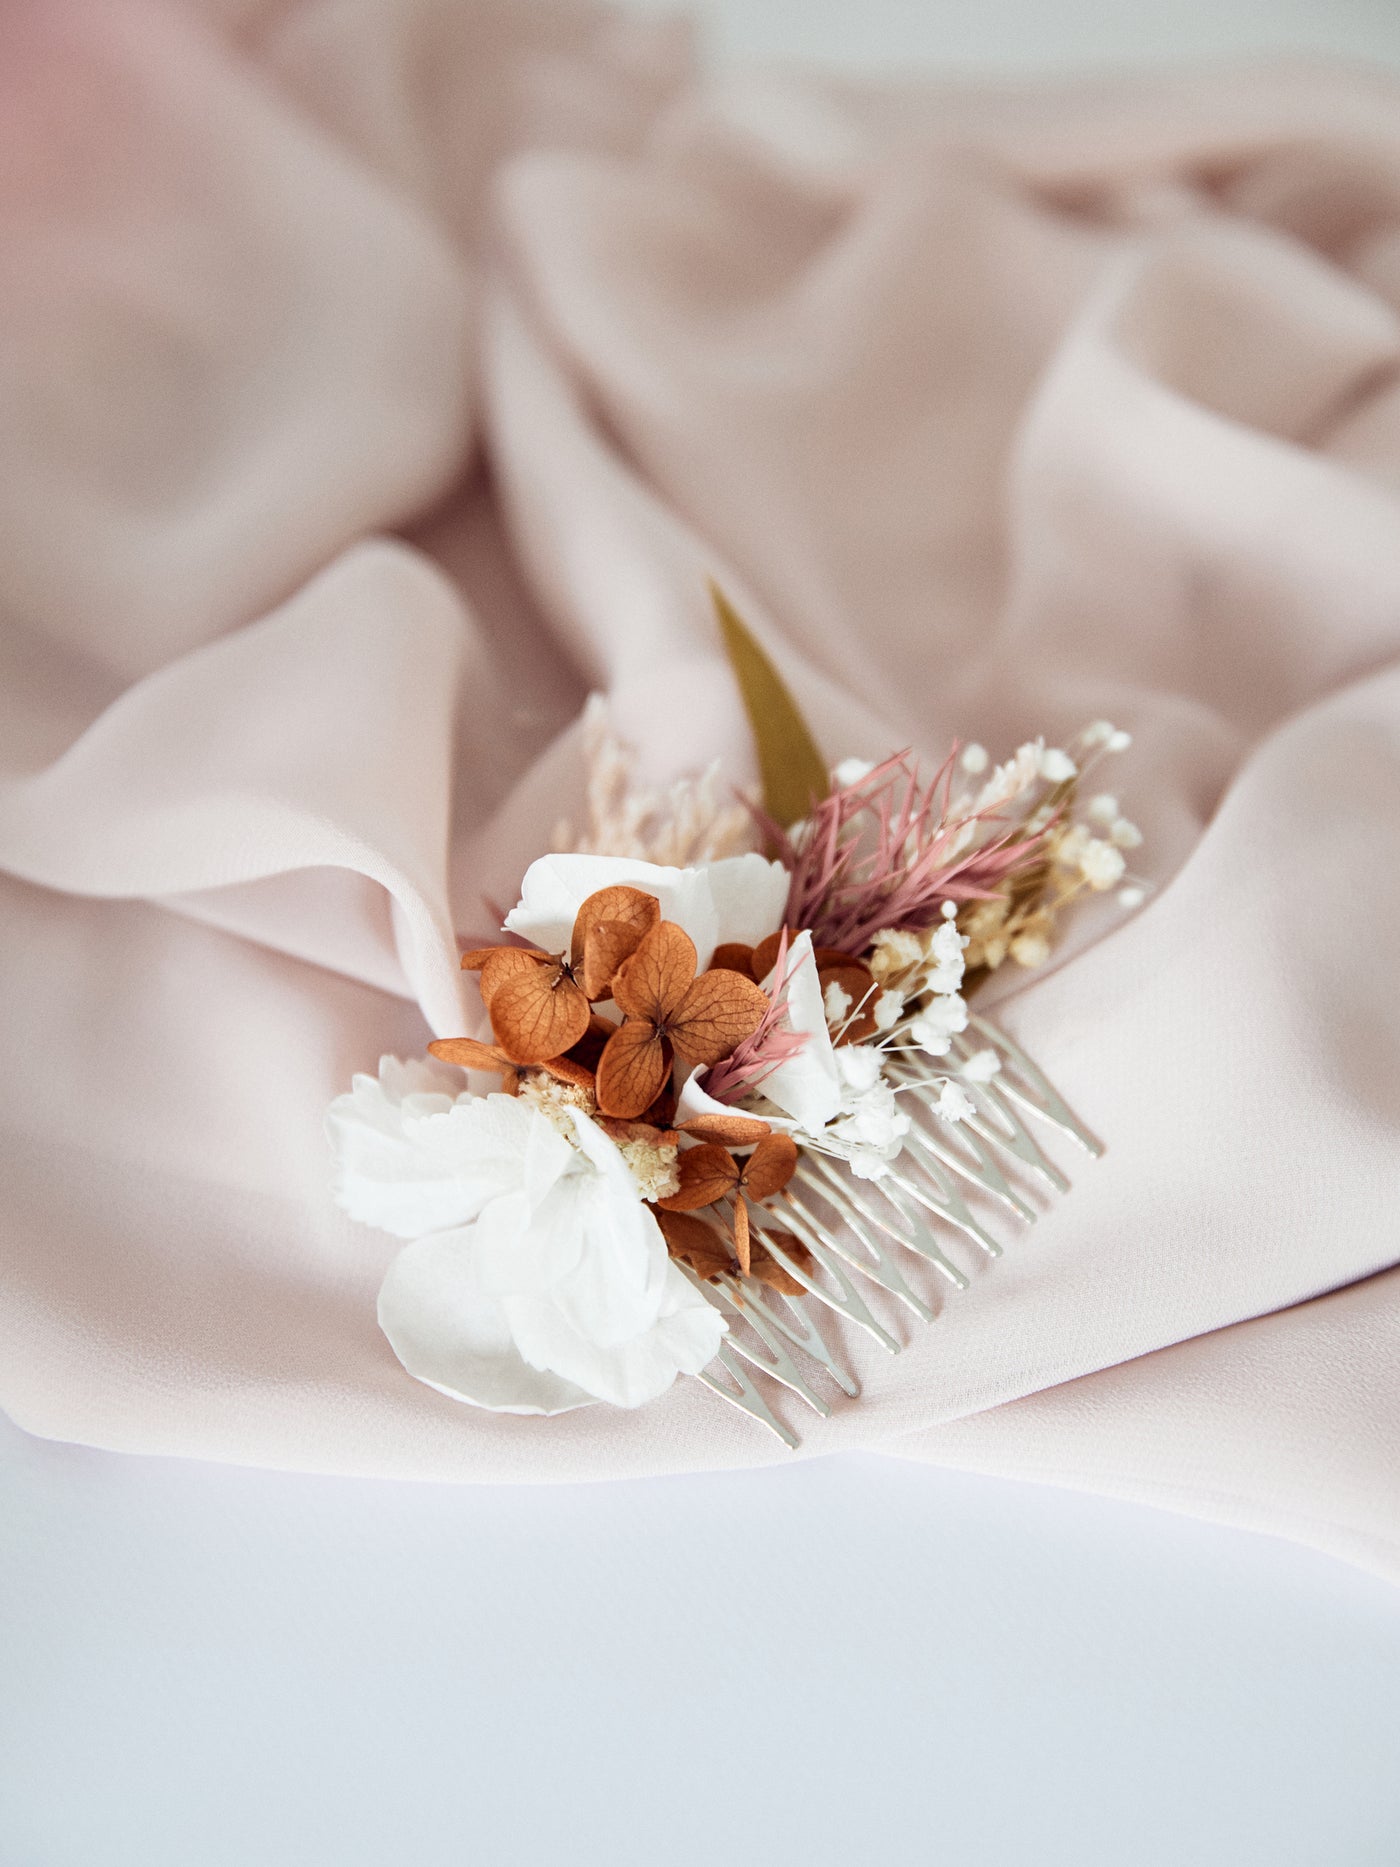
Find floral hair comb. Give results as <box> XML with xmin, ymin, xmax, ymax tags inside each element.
<box><xmin>327</xmin><ymin>592</ymin><xmax>1144</xmax><ymax>1444</ymax></box>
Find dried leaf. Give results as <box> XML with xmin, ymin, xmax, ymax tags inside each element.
<box><xmin>459</xmin><ymin>947</ymin><xmax>501</xmax><ymax>973</ymax></box>
<box><xmin>478</xmin><ymin>945</ymin><xmax>550</xmax><ymax>1010</ymax></box>
<box><xmin>678</xmin><ymin>1112</ymin><xmax>772</xmax><ymax>1147</ymax></box>
<box><xmin>581</xmin><ymin>918</ymin><xmax>650</xmax><ymax>1002</ymax></box>
<box><xmin>731</xmin><ymin>1193</ymin><xmax>752</xmax><ymax>1277</ymax></box>
<box><xmin>749</xmin><ymin>1230</ymin><xmax>812</xmax><ymax>1296</ymax></box>
<box><xmin>669</xmin><ymin>967</ymin><xmax>769</xmax><ymax>1069</ymax></box>
<box><xmin>710</xmin><ymin>583</ymin><xmax>829</xmax><ymax>830</ymax></box>
<box><xmin>612</xmin><ymin>920</ymin><xmax>697</xmax><ymax>1024</ymax></box>
<box><xmin>597</xmin><ymin>1116</ymin><xmax>666</xmax><ymax>1146</ymax></box>
<box><xmin>534</xmin><ymin>1053</ymin><xmax>597</xmax><ymax>1091</ymax></box>
<box><xmin>656</xmin><ymin>1142</ymin><xmax>739</xmax><ymax>1211</ymax></box>
<box><xmin>427</xmin><ymin>1036</ymin><xmax>510</xmax><ymax>1072</ymax></box>
<box><xmin>595</xmin><ymin>1020</ymin><xmax>672</xmax><ymax>1119</ymax></box>
<box><xmin>489</xmin><ymin>966</ymin><xmax>591</xmax><ymax>1065</ymax></box>
<box><xmin>741</xmin><ymin>1132</ymin><xmax>799</xmax><ymax>1201</ymax></box>
<box><xmin>709</xmin><ymin>942</ymin><xmax>757</xmax><ymax>977</ymax></box>
<box><xmin>655</xmin><ymin>1208</ymin><xmax>734</xmax><ymax>1281</ymax></box>
<box><xmin>572</xmin><ymin>886</ymin><xmax>660</xmax><ymax>993</ymax></box>
<box><xmin>750</xmin><ymin>927</ymin><xmax>798</xmax><ymax>985</ymax></box>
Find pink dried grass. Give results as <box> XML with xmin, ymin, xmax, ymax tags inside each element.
<box><xmin>760</xmin><ymin>750</ymin><xmax>1051</xmax><ymax>955</ymax></box>
<box><xmin>701</xmin><ymin>931</ymin><xmax>808</xmax><ymax>1105</ymax></box>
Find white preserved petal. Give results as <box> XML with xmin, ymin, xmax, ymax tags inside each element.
<box><xmin>503</xmin><ymin>852</ymin><xmax>788</xmax><ymax>972</ymax></box>
<box><xmin>753</xmin><ymin>930</ymin><xmax>843</xmax><ymax>1131</ymax></box>
<box><xmin>374</xmin><ymin>1104</ymin><xmax>724</xmax><ymax>1413</ymax></box>
<box><xmin>326</xmin><ymin>1060</ymin><xmax>562</xmax><ymax>1241</ymax></box>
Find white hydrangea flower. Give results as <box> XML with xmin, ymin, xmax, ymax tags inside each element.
<box><xmin>504</xmin><ymin>851</ymin><xmax>789</xmax><ymax>971</ymax></box>
<box><xmin>329</xmin><ymin>1060</ymin><xmax>723</xmax><ymax>1415</ymax></box>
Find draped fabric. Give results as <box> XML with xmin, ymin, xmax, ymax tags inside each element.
<box><xmin>3</xmin><ymin>0</ymin><xmax>1399</xmax><ymax>1578</ymax></box>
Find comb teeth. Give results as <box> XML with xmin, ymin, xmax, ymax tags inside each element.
<box><xmin>686</xmin><ymin>1015</ymin><xmax>1101</xmax><ymax>1446</ymax></box>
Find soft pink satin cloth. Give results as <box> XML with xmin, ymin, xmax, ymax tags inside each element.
<box><xmin>3</xmin><ymin>0</ymin><xmax>1399</xmax><ymax>1579</ymax></box>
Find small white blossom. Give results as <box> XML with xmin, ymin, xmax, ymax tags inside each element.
<box><xmin>1054</xmin><ymin>823</ymin><xmax>1091</xmax><ymax>870</ymax></box>
<box><xmin>1108</xmin><ymin>729</ymin><xmax>1132</xmax><ymax>752</ymax></box>
<box><xmin>940</xmin><ymin>900</ymin><xmax>958</xmax><ymax>920</ymax></box>
<box><xmin>975</xmin><ymin>741</ymin><xmax>1044</xmax><ymax>811</ymax></box>
<box><xmin>1082</xmin><ymin>720</ymin><xmax>1116</xmax><ymax>748</ymax></box>
<box><xmin>1110</xmin><ymin>817</ymin><xmax>1142</xmax><ymax>849</ymax></box>
<box><xmin>1118</xmin><ymin>885</ymin><xmax>1147</xmax><ymax>909</ymax></box>
<box><xmin>935</xmin><ymin>1080</ymin><xmax>977</xmax><ymax>1123</ymax></box>
<box><xmin>823</xmin><ymin>978</ymin><xmax>853</xmax><ymax>1024</ymax></box>
<box><xmin>1087</xmin><ymin>793</ymin><xmax>1119</xmax><ymax>825</ymax></box>
<box><xmin>910</xmin><ymin>992</ymin><xmax>968</xmax><ymax>1056</ymax></box>
<box><xmin>960</xmin><ymin>1048</ymin><xmax>1001</xmax><ymax>1083</ymax></box>
<box><xmin>825</xmin><ymin>1046</ymin><xmax>910</xmax><ymax>1177</ymax></box>
<box><xmin>1009</xmin><ymin>931</ymin><xmax>1051</xmax><ymax>968</ymax></box>
<box><xmin>833</xmin><ymin>756</ymin><xmax>876</xmax><ymax>787</ymax></box>
<box><xmin>960</xmin><ymin>742</ymin><xmax>989</xmax><ymax>774</ymax></box>
<box><xmin>1079</xmin><ymin>839</ymin><xmax>1127</xmax><ymax>890</ymax></box>
<box><xmin>922</xmin><ymin>918</ymin><xmax>967</xmax><ymax>995</ymax></box>
<box><xmin>873</xmin><ymin>989</ymin><xmax>904</xmax><ymax>1032</ymax></box>
<box><xmin>869</xmin><ymin>926</ymin><xmax>924</xmax><ymax>981</ymax></box>
<box><xmin>1039</xmin><ymin>747</ymin><xmax>1078</xmax><ymax>783</ymax></box>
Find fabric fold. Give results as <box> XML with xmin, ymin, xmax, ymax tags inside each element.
<box><xmin>2</xmin><ymin>0</ymin><xmax>1399</xmax><ymax>1580</ymax></box>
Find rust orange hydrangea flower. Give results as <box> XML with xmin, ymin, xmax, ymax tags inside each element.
<box><xmin>656</xmin><ymin>1132</ymin><xmax>798</xmax><ymax>1275</ymax></box>
<box><xmin>596</xmin><ymin>922</ymin><xmax>769</xmax><ymax>1121</ymax></box>
<box><xmin>653</xmin><ymin>1206</ymin><xmax>812</xmax><ymax>1295</ymax></box>
<box><xmin>456</xmin><ymin>885</ymin><xmax>661</xmax><ymax>1067</ymax></box>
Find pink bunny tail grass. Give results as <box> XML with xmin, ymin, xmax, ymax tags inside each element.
<box><xmin>759</xmin><ymin>749</ymin><xmax>1054</xmax><ymax>955</ymax></box>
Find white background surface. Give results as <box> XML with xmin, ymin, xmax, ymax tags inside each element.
<box><xmin>6</xmin><ymin>3</ymin><xmax>1400</xmax><ymax>1863</ymax></box>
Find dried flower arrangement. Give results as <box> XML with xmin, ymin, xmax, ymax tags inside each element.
<box><xmin>327</xmin><ymin>592</ymin><xmax>1145</xmax><ymax>1442</ymax></box>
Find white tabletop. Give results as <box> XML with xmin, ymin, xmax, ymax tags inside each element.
<box><xmin>7</xmin><ymin>3</ymin><xmax>1400</xmax><ymax>1861</ymax></box>
<box><xmin>4</xmin><ymin>1411</ymin><xmax>1400</xmax><ymax>1865</ymax></box>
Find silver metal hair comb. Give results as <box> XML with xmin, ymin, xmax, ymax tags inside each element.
<box><xmin>681</xmin><ymin>1014</ymin><xmax>1102</xmax><ymax>1447</ymax></box>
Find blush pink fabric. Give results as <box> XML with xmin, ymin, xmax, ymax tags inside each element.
<box><xmin>3</xmin><ymin>0</ymin><xmax>1399</xmax><ymax>1579</ymax></box>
